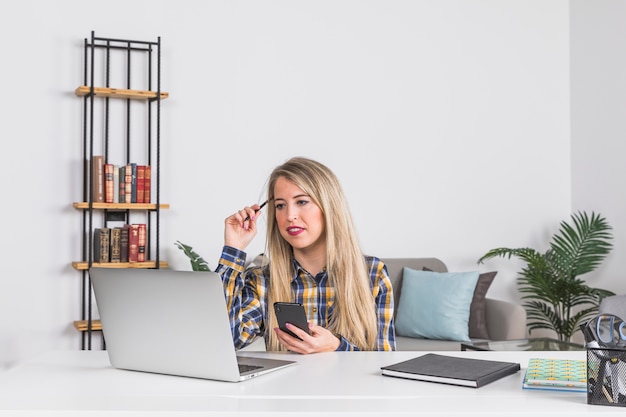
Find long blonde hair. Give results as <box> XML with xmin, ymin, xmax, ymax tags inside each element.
<box><xmin>264</xmin><ymin>157</ymin><xmax>378</xmax><ymax>351</ymax></box>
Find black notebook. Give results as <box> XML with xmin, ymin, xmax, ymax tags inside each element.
<box><xmin>381</xmin><ymin>353</ymin><xmax>520</xmax><ymax>388</ymax></box>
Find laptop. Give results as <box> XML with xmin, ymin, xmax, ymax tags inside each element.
<box><xmin>89</xmin><ymin>267</ymin><xmax>296</xmax><ymax>382</ymax></box>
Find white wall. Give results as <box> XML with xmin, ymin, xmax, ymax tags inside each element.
<box><xmin>0</xmin><ymin>1</ymin><xmax>577</xmax><ymax>369</ymax></box>
<box><xmin>571</xmin><ymin>0</ymin><xmax>626</xmax><ymax>296</ymax></box>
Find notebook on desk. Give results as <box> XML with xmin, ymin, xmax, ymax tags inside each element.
<box><xmin>90</xmin><ymin>267</ymin><xmax>296</xmax><ymax>382</ymax></box>
<box><xmin>381</xmin><ymin>353</ymin><xmax>520</xmax><ymax>388</ymax></box>
<box><xmin>522</xmin><ymin>357</ymin><xmax>587</xmax><ymax>392</ymax></box>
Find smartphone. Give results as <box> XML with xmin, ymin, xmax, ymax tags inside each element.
<box><xmin>274</xmin><ymin>302</ymin><xmax>310</xmax><ymax>340</ymax></box>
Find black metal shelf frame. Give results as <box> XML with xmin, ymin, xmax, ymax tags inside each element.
<box><xmin>78</xmin><ymin>31</ymin><xmax>164</xmax><ymax>350</ymax></box>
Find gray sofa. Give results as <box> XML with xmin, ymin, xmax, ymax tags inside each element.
<box><xmin>241</xmin><ymin>257</ymin><xmax>527</xmax><ymax>352</ymax></box>
<box><xmin>383</xmin><ymin>257</ymin><xmax>527</xmax><ymax>351</ymax></box>
<box><xmin>599</xmin><ymin>294</ymin><xmax>626</xmax><ymax>320</ymax></box>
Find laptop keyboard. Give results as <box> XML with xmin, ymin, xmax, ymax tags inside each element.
<box><xmin>238</xmin><ymin>363</ymin><xmax>263</xmax><ymax>374</ymax></box>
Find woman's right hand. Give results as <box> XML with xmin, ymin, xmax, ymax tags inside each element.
<box><xmin>223</xmin><ymin>203</ymin><xmax>263</xmax><ymax>251</ymax></box>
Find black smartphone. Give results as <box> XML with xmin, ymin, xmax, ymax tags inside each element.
<box><xmin>274</xmin><ymin>302</ymin><xmax>310</xmax><ymax>340</ymax></box>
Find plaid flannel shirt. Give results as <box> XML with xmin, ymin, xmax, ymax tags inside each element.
<box><xmin>215</xmin><ymin>246</ymin><xmax>396</xmax><ymax>351</ymax></box>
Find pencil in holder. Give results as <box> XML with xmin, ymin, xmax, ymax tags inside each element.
<box><xmin>587</xmin><ymin>346</ymin><xmax>626</xmax><ymax>406</ymax></box>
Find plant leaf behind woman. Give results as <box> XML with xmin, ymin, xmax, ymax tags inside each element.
<box><xmin>477</xmin><ymin>211</ymin><xmax>614</xmax><ymax>343</ymax></box>
<box><xmin>174</xmin><ymin>240</ymin><xmax>212</xmax><ymax>271</ymax></box>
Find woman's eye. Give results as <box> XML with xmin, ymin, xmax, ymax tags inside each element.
<box><xmin>297</xmin><ymin>200</ymin><xmax>309</xmax><ymax>206</ymax></box>
<box><xmin>275</xmin><ymin>203</ymin><xmax>284</xmax><ymax>210</ymax></box>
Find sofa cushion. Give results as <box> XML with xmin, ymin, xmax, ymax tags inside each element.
<box><xmin>422</xmin><ymin>267</ymin><xmax>498</xmax><ymax>340</ymax></box>
<box><xmin>422</xmin><ymin>267</ymin><xmax>497</xmax><ymax>339</ymax></box>
<box><xmin>469</xmin><ymin>271</ymin><xmax>497</xmax><ymax>339</ymax></box>
<box><xmin>395</xmin><ymin>268</ymin><xmax>479</xmax><ymax>342</ymax></box>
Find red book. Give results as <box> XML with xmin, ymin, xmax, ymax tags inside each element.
<box><xmin>137</xmin><ymin>223</ymin><xmax>147</xmax><ymax>262</ymax></box>
<box><xmin>91</xmin><ymin>156</ymin><xmax>104</xmax><ymax>203</ymax></box>
<box><xmin>143</xmin><ymin>165</ymin><xmax>151</xmax><ymax>204</ymax></box>
<box><xmin>124</xmin><ymin>164</ymin><xmax>132</xmax><ymax>203</ymax></box>
<box><xmin>128</xmin><ymin>224</ymin><xmax>139</xmax><ymax>262</ymax></box>
<box><xmin>118</xmin><ymin>165</ymin><xmax>125</xmax><ymax>203</ymax></box>
<box><xmin>104</xmin><ymin>163</ymin><xmax>114</xmax><ymax>203</ymax></box>
<box><xmin>113</xmin><ymin>165</ymin><xmax>120</xmax><ymax>204</ymax></box>
<box><xmin>136</xmin><ymin>165</ymin><xmax>145</xmax><ymax>204</ymax></box>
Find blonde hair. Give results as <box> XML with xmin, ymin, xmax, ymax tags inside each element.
<box><xmin>264</xmin><ymin>157</ymin><xmax>378</xmax><ymax>351</ymax></box>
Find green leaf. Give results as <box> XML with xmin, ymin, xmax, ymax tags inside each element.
<box><xmin>477</xmin><ymin>211</ymin><xmax>614</xmax><ymax>342</ymax></box>
<box><xmin>550</xmin><ymin>211</ymin><xmax>613</xmax><ymax>278</ymax></box>
<box><xmin>174</xmin><ymin>241</ymin><xmax>212</xmax><ymax>272</ymax></box>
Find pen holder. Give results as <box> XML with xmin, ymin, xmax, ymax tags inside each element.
<box><xmin>587</xmin><ymin>346</ymin><xmax>626</xmax><ymax>407</ymax></box>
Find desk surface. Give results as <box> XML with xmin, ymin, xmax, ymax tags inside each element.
<box><xmin>0</xmin><ymin>349</ymin><xmax>623</xmax><ymax>416</ymax></box>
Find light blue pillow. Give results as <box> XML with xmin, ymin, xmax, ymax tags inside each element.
<box><xmin>395</xmin><ymin>268</ymin><xmax>480</xmax><ymax>342</ymax></box>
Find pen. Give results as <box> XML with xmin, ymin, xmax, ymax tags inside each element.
<box><xmin>244</xmin><ymin>200</ymin><xmax>268</xmax><ymax>221</ymax></box>
<box><xmin>580</xmin><ymin>322</ymin><xmax>599</xmax><ymax>348</ymax></box>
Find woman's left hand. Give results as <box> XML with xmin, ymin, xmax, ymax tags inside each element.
<box><xmin>274</xmin><ymin>322</ymin><xmax>340</xmax><ymax>354</ymax></box>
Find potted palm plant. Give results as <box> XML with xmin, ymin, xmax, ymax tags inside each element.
<box><xmin>477</xmin><ymin>211</ymin><xmax>614</xmax><ymax>342</ymax></box>
<box><xmin>174</xmin><ymin>240</ymin><xmax>212</xmax><ymax>271</ymax></box>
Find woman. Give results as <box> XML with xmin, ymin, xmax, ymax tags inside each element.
<box><xmin>216</xmin><ymin>157</ymin><xmax>396</xmax><ymax>353</ymax></box>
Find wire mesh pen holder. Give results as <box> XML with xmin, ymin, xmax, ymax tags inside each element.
<box><xmin>587</xmin><ymin>346</ymin><xmax>626</xmax><ymax>406</ymax></box>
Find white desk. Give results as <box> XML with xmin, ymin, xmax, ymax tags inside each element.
<box><xmin>0</xmin><ymin>350</ymin><xmax>622</xmax><ymax>416</ymax></box>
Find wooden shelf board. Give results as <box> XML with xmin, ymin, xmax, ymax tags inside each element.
<box><xmin>75</xmin><ymin>86</ymin><xmax>169</xmax><ymax>100</ymax></box>
<box><xmin>73</xmin><ymin>320</ymin><xmax>102</xmax><ymax>332</ymax></box>
<box><xmin>73</xmin><ymin>202</ymin><xmax>170</xmax><ymax>210</ymax></box>
<box><xmin>72</xmin><ymin>261</ymin><xmax>169</xmax><ymax>270</ymax></box>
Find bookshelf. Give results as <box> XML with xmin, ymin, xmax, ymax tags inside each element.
<box><xmin>74</xmin><ymin>86</ymin><xmax>169</xmax><ymax>100</ymax></box>
<box><xmin>72</xmin><ymin>31</ymin><xmax>169</xmax><ymax>350</ymax></box>
<box><xmin>73</xmin><ymin>202</ymin><xmax>170</xmax><ymax>210</ymax></box>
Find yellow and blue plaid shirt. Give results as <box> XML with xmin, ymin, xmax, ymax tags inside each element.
<box><xmin>216</xmin><ymin>246</ymin><xmax>396</xmax><ymax>351</ymax></box>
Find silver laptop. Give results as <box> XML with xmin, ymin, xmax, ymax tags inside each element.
<box><xmin>90</xmin><ymin>267</ymin><xmax>296</xmax><ymax>382</ymax></box>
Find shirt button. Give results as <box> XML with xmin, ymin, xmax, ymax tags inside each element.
<box><xmin>312</xmin><ymin>307</ymin><xmax>317</xmax><ymax>313</ymax></box>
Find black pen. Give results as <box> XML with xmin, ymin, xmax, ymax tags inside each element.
<box><xmin>244</xmin><ymin>200</ymin><xmax>268</xmax><ymax>221</ymax></box>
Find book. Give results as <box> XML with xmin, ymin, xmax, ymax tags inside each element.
<box><xmin>136</xmin><ymin>165</ymin><xmax>145</xmax><ymax>204</ymax></box>
<box><xmin>109</xmin><ymin>227</ymin><xmax>122</xmax><ymax>263</ymax></box>
<box><xmin>119</xmin><ymin>164</ymin><xmax>126</xmax><ymax>203</ymax></box>
<box><xmin>91</xmin><ymin>155</ymin><xmax>104</xmax><ymax>203</ymax></box>
<box><xmin>128</xmin><ymin>224</ymin><xmax>139</xmax><ymax>262</ymax></box>
<box><xmin>522</xmin><ymin>357</ymin><xmax>587</xmax><ymax>392</ymax></box>
<box><xmin>112</xmin><ymin>165</ymin><xmax>119</xmax><ymax>204</ymax></box>
<box><xmin>137</xmin><ymin>223</ymin><xmax>147</xmax><ymax>262</ymax></box>
<box><xmin>124</xmin><ymin>164</ymin><xmax>132</xmax><ymax>203</ymax></box>
<box><xmin>130</xmin><ymin>163</ymin><xmax>137</xmax><ymax>203</ymax></box>
<box><xmin>381</xmin><ymin>353</ymin><xmax>520</xmax><ymax>388</ymax></box>
<box><xmin>93</xmin><ymin>228</ymin><xmax>102</xmax><ymax>263</ymax></box>
<box><xmin>93</xmin><ymin>227</ymin><xmax>110</xmax><ymax>263</ymax></box>
<box><xmin>104</xmin><ymin>163</ymin><xmax>114</xmax><ymax>203</ymax></box>
<box><xmin>120</xmin><ymin>225</ymin><xmax>130</xmax><ymax>263</ymax></box>
<box><xmin>144</xmin><ymin>165</ymin><xmax>151</xmax><ymax>203</ymax></box>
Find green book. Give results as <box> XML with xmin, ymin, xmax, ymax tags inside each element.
<box><xmin>522</xmin><ymin>358</ymin><xmax>587</xmax><ymax>392</ymax></box>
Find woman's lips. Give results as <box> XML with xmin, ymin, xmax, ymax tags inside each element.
<box><xmin>287</xmin><ymin>226</ymin><xmax>304</xmax><ymax>236</ymax></box>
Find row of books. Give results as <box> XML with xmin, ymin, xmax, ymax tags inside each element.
<box><xmin>92</xmin><ymin>155</ymin><xmax>152</xmax><ymax>204</ymax></box>
<box><xmin>94</xmin><ymin>224</ymin><xmax>147</xmax><ymax>263</ymax></box>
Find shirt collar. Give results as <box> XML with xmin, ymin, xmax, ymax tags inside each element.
<box><xmin>291</xmin><ymin>257</ymin><xmax>328</xmax><ymax>282</ymax></box>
